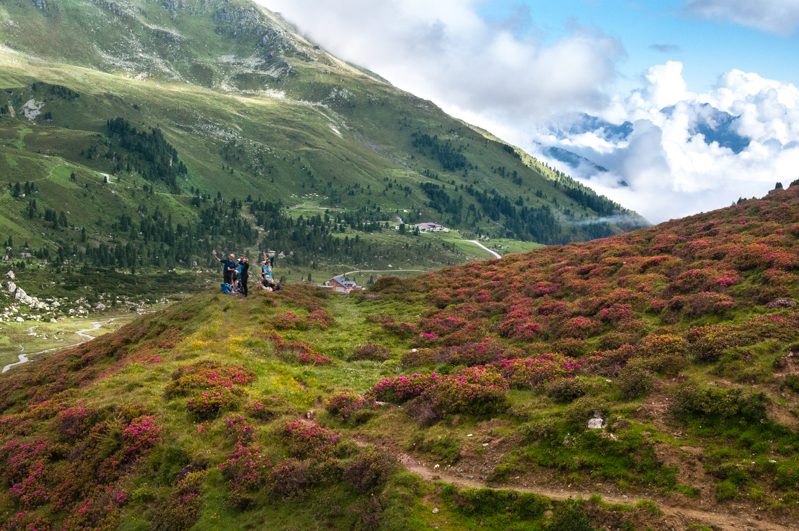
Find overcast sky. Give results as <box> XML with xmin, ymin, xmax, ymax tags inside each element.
<box><xmin>260</xmin><ymin>0</ymin><xmax>799</xmax><ymax>223</ymax></box>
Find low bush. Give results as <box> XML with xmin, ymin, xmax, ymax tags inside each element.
<box><xmin>223</xmin><ymin>414</ymin><xmax>255</xmax><ymax>444</ymax></box>
<box><xmin>151</xmin><ymin>471</ymin><xmax>206</xmax><ymax>531</ymax></box>
<box><xmin>186</xmin><ymin>387</ymin><xmax>246</xmax><ymax>419</ymax></box>
<box><xmin>275</xmin><ymin>422</ymin><xmax>341</xmax><ymax>458</ymax></box>
<box><xmin>382</xmin><ymin>322</ymin><xmax>417</xmax><ymax>339</ymax></box>
<box><xmin>219</xmin><ymin>444</ymin><xmax>272</xmax><ymax>508</ymax></box>
<box><xmin>272</xmin><ymin>311</ymin><xmax>305</xmax><ymax>330</ymax></box>
<box><xmin>519</xmin><ymin>418</ymin><xmax>560</xmax><ymax>443</ymax></box>
<box><xmin>565</xmin><ymin>396</ymin><xmax>609</xmax><ymax>428</ymax></box>
<box><xmin>267</xmin><ymin>457</ymin><xmax>341</xmax><ymax>498</ymax></box>
<box><xmin>351</xmin><ymin>344</ymin><xmax>392</xmax><ymax>361</ymax></box>
<box><xmin>407</xmin><ymin>434</ymin><xmax>462</xmax><ymax>464</ymax></box>
<box><xmin>546</xmin><ymin>377</ymin><xmax>587</xmax><ymax>403</ymax></box>
<box><xmin>369</xmin><ymin>373</ymin><xmax>440</xmax><ymax>404</ymax></box>
<box><xmin>343</xmin><ymin>448</ymin><xmax>397</xmax><ymax>493</ymax></box>
<box><xmin>549</xmin><ymin>499</ymin><xmax>595</xmax><ymax>531</ymax></box>
<box><xmin>616</xmin><ymin>361</ymin><xmax>655</xmax><ymax>399</ymax></box>
<box><xmin>243</xmin><ymin>395</ymin><xmax>290</xmax><ymax>421</ymax></box>
<box><xmin>325</xmin><ymin>393</ymin><xmax>375</xmax><ymax>423</ymax></box>
<box><xmin>164</xmin><ymin>363</ymin><xmax>256</xmax><ymax>398</ymax></box>
<box><xmin>400</xmin><ymin>348</ymin><xmax>435</xmax><ymax>368</ymax></box>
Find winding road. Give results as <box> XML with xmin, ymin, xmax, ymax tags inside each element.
<box><xmin>464</xmin><ymin>239</ymin><xmax>501</xmax><ymax>258</ymax></box>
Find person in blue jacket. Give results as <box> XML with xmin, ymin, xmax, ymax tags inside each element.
<box><xmin>212</xmin><ymin>252</ymin><xmax>237</xmax><ymax>285</ymax></box>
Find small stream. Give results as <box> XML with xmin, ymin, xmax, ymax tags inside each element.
<box><xmin>2</xmin><ymin>318</ymin><xmax>121</xmax><ymax>374</ymax></box>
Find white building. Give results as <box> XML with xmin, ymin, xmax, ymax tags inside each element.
<box><xmin>415</xmin><ymin>222</ymin><xmax>449</xmax><ymax>233</ymax></box>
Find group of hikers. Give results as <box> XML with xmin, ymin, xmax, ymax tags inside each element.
<box><xmin>212</xmin><ymin>251</ymin><xmax>279</xmax><ymax>296</ymax></box>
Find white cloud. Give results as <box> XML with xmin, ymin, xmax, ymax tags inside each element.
<box><xmin>685</xmin><ymin>0</ymin><xmax>799</xmax><ymax>37</ymax></box>
<box><xmin>261</xmin><ymin>0</ymin><xmax>624</xmax><ymax>121</ymax></box>
<box><xmin>529</xmin><ymin>63</ymin><xmax>799</xmax><ymax>223</ymax></box>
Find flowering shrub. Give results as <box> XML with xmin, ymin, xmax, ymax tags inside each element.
<box><xmin>306</xmin><ymin>309</ymin><xmax>335</xmax><ymax>330</ymax></box>
<box><xmin>369</xmin><ymin>373</ymin><xmax>440</xmax><ymax>403</ymax></box>
<box><xmin>164</xmin><ymin>363</ymin><xmax>256</xmax><ymax>398</ymax></box>
<box><xmin>151</xmin><ymin>472</ymin><xmax>206</xmax><ymax>531</ymax></box>
<box><xmin>428</xmin><ymin>372</ymin><xmax>509</xmax><ymax>416</ymax></box>
<box><xmin>223</xmin><ymin>415</ymin><xmax>255</xmax><ymax>444</ymax></box>
<box><xmin>187</xmin><ymin>387</ymin><xmax>246</xmax><ymax>419</ymax></box>
<box><xmin>219</xmin><ymin>444</ymin><xmax>272</xmax><ymax>507</ymax></box>
<box><xmin>325</xmin><ymin>393</ymin><xmax>375</xmax><ymax>422</ymax></box>
<box><xmin>243</xmin><ymin>395</ymin><xmax>287</xmax><ymax>421</ymax></box>
<box><xmin>298</xmin><ymin>352</ymin><xmax>334</xmax><ymax>366</ymax></box>
<box><xmin>435</xmin><ymin>342</ymin><xmax>508</xmax><ymax>366</ymax></box>
<box><xmin>0</xmin><ymin>408</ymin><xmax>163</xmax><ymax>523</ymax></box>
<box><xmin>54</xmin><ymin>405</ymin><xmax>101</xmax><ymax>443</ymax></box>
<box><xmin>493</xmin><ymin>355</ymin><xmax>580</xmax><ymax>388</ymax></box>
<box><xmin>559</xmin><ymin>316</ymin><xmax>602</xmax><ymax>338</ymax></box>
<box><xmin>3</xmin><ymin>511</ymin><xmax>53</xmax><ymax>530</ymax></box>
<box><xmin>272</xmin><ymin>311</ymin><xmax>305</xmax><ymax>330</ymax></box>
<box><xmin>381</xmin><ymin>322</ymin><xmax>417</xmax><ymax>339</ymax></box>
<box><xmin>275</xmin><ymin>422</ymin><xmax>340</xmax><ymax>458</ymax></box>
<box><xmin>121</xmin><ymin>415</ymin><xmax>163</xmax><ymax>460</ymax></box>
<box><xmin>545</xmin><ymin>377</ymin><xmax>587</xmax><ymax>403</ymax></box>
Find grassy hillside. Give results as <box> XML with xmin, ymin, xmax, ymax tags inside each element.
<box><xmin>0</xmin><ymin>186</ymin><xmax>798</xmax><ymax>530</ymax></box>
<box><xmin>0</xmin><ymin>0</ymin><xmax>647</xmax><ymax>309</ymax></box>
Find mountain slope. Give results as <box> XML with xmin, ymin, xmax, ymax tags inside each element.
<box><xmin>0</xmin><ymin>186</ymin><xmax>797</xmax><ymax>530</ymax></box>
<box><xmin>0</xmin><ymin>0</ymin><xmax>647</xmax><ymax>293</ymax></box>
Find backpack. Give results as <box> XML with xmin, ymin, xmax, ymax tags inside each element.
<box><xmin>221</xmin><ymin>283</ymin><xmax>236</xmax><ymax>296</ymax></box>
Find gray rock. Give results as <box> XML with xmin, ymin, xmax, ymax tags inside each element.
<box><xmin>7</xmin><ymin>282</ymin><xmax>15</xmax><ymax>293</ymax></box>
<box><xmin>5</xmin><ymin>271</ymin><xmax>14</xmax><ymax>280</ymax></box>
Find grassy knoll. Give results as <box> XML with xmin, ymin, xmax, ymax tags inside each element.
<box><xmin>1</xmin><ymin>188</ymin><xmax>799</xmax><ymax>529</ymax></box>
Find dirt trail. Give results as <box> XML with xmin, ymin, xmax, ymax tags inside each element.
<box><xmin>391</xmin><ymin>451</ymin><xmax>795</xmax><ymax>531</ymax></box>
<box><xmin>299</xmin><ymin>416</ymin><xmax>799</xmax><ymax>531</ymax></box>
<box><xmin>298</xmin><ymin>418</ymin><xmax>796</xmax><ymax>530</ymax></box>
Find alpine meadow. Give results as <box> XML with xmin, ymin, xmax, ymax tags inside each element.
<box><xmin>1</xmin><ymin>1</ymin><xmax>798</xmax><ymax>531</ymax></box>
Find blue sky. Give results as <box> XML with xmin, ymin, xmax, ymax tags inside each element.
<box><xmin>265</xmin><ymin>0</ymin><xmax>799</xmax><ymax>223</ymax></box>
<box><xmin>479</xmin><ymin>0</ymin><xmax>797</xmax><ymax>94</ymax></box>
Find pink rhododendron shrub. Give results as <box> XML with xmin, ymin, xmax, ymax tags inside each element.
<box><xmin>369</xmin><ymin>373</ymin><xmax>441</xmax><ymax>403</ymax></box>
<box><xmin>220</xmin><ymin>444</ymin><xmax>273</xmax><ymax>508</ymax></box>
<box><xmin>187</xmin><ymin>387</ymin><xmax>246</xmax><ymax>419</ymax></box>
<box><xmin>382</xmin><ymin>322</ymin><xmax>417</xmax><ymax>339</ymax></box>
<box><xmin>223</xmin><ymin>415</ymin><xmax>255</xmax><ymax>444</ymax></box>
<box><xmin>325</xmin><ymin>393</ymin><xmax>375</xmax><ymax>422</ymax></box>
<box><xmin>164</xmin><ymin>362</ymin><xmax>256</xmax><ymax>398</ymax></box>
<box><xmin>493</xmin><ymin>355</ymin><xmax>581</xmax><ymax>388</ymax></box>
<box><xmin>272</xmin><ymin>311</ymin><xmax>305</xmax><ymax>330</ymax></box>
<box><xmin>275</xmin><ymin>422</ymin><xmax>340</xmax><ymax>458</ymax></box>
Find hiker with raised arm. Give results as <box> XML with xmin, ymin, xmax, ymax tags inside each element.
<box><xmin>212</xmin><ymin>252</ymin><xmax>237</xmax><ymax>286</ymax></box>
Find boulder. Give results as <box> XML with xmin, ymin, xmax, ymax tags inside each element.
<box><xmin>587</xmin><ymin>411</ymin><xmax>605</xmax><ymax>429</ymax></box>
<box><xmin>767</xmin><ymin>299</ymin><xmax>797</xmax><ymax>309</ymax></box>
<box><xmin>5</xmin><ymin>271</ymin><xmax>14</xmax><ymax>280</ymax></box>
<box><xmin>6</xmin><ymin>282</ymin><xmax>15</xmax><ymax>293</ymax></box>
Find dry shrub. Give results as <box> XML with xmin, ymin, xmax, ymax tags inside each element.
<box><xmin>545</xmin><ymin>377</ymin><xmax>587</xmax><ymax>403</ymax></box>
<box><xmin>616</xmin><ymin>360</ymin><xmax>655</xmax><ymax>399</ymax></box>
<box><xmin>401</xmin><ymin>348</ymin><xmax>435</xmax><ymax>368</ymax></box>
<box><xmin>351</xmin><ymin>344</ymin><xmax>392</xmax><ymax>361</ymax></box>
<box><xmin>343</xmin><ymin>448</ymin><xmax>397</xmax><ymax>493</ymax></box>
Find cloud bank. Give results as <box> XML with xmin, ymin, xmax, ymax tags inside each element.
<box><xmin>530</xmin><ymin>62</ymin><xmax>799</xmax><ymax>223</ymax></box>
<box><xmin>685</xmin><ymin>0</ymin><xmax>799</xmax><ymax>37</ymax></box>
<box><xmin>264</xmin><ymin>0</ymin><xmax>623</xmax><ymax>122</ymax></box>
